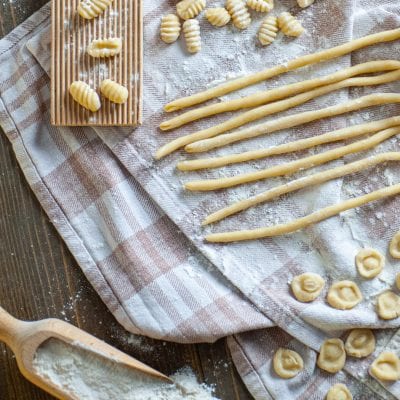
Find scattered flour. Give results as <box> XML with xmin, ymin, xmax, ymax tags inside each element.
<box><xmin>33</xmin><ymin>338</ymin><xmax>219</xmax><ymax>400</ymax></box>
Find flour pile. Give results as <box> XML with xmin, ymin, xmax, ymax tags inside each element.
<box><xmin>33</xmin><ymin>339</ymin><xmax>219</xmax><ymax>400</ymax></box>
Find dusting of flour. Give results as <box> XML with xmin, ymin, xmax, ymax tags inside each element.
<box><xmin>33</xmin><ymin>338</ymin><xmax>219</xmax><ymax>400</ymax></box>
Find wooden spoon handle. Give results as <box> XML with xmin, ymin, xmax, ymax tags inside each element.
<box><xmin>0</xmin><ymin>306</ymin><xmax>23</xmax><ymax>351</ymax></box>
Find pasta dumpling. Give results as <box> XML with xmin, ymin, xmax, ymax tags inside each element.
<box><xmin>77</xmin><ymin>0</ymin><xmax>113</xmax><ymax>19</ymax></box>
<box><xmin>69</xmin><ymin>81</ymin><xmax>101</xmax><ymax>112</ymax></box>
<box><xmin>100</xmin><ymin>79</ymin><xmax>129</xmax><ymax>104</ymax></box>
<box><xmin>205</xmin><ymin>8</ymin><xmax>231</xmax><ymax>27</ymax></box>
<box><xmin>177</xmin><ymin>0</ymin><xmax>206</xmax><ymax>20</ymax></box>
<box><xmin>226</xmin><ymin>0</ymin><xmax>251</xmax><ymax>30</ymax></box>
<box><xmin>160</xmin><ymin>14</ymin><xmax>181</xmax><ymax>43</ymax></box>
<box><xmin>258</xmin><ymin>16</ymin><xmax>278</xmax><ymax>45</ymax></box>
<box><xmin>183</xmin><ymin>19</ymin><xmax>201</xmax><ymax>54</ymax></box>
<box><xmin>86</xmin><ymin>38</ymin><xmax>122</xmax><ymax>58</ymax></box>
<box><xmin>278</xmin><ymin>12</ymin><xmax>304</xmax><ymax>37</ymax></box>
<box><xmin>247</xmin><ymin>0</ymin><xmax>273</xmax><ymax>13</ymax></box>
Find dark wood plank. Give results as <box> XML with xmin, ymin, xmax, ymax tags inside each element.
<box><xmin>0</xmin><ymin>1</ymin><xmax>253</xmax><ymax>399</ymax></box>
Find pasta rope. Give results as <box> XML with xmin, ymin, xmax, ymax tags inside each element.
<box><xmin>185</xmin><ymin>93</ymin><xmax>400</xmax><ymax>153</ymax></box>
<box><xmin>177</xmin><ymin>115</ymin><xmax>400</xmax><ymax>171</ymax></box>
<box><xmin>77</xmin><ymin>0</ymin><xmax>113</xmax><ymax>19</ymax></box>
<box><xmin>160</xmin><ymin>60</ymin><xmax>400</xmax><ymax>131</ymax></box>
<box><xmin>184</xmin><ymin>126</ymin><xmax>400</xmax><ymax>191</ymax></box>
<box><xmin>203</xmin><ymin>151</ymin><xmax>400</xmax><ymax>225</ymax></box>
<box><xmin>164</xmin><ymin>28</ymin><xmax>400</xmax><ymax>112</ymax></box>
<box><xmin>206</xmin><ymin>182</ymin><xmax>400</xmax><ymax>242</ymax></box>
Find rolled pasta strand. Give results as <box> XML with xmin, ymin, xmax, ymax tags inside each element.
<box><xmin>184</xmin><ymin>126</ymin><xmax>400</xmax><ymax>191</ymax></box>
<box><xmin>164</xmin><ymin>28</ymin><xmax>400</xmax><ymax>112</ymax></box>
<box><xmin>160</xmin><ymin>60</ymin><xmax>400</xmax><ymax>131</ymax></box>
<box><xmin>206</xmin><ymin>183</ymin><xmax>400</xmax><ymax>242</ymax></box>
<box><xmin>185</xmin><ymin>93</ymin><xmax>400</xmax><ymax>153</ymax></box>
<box><xmin>203</xmin><ymin>151</ymin><xmax>400</xmax><ymax>225</ymax></box>
<box><xmin>177</xmin><ymin>116</ymin><xmax>400</xmax><ymax>171</ymax></box>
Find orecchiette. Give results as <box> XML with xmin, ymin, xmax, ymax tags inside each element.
<box><xmin>273</xmin><ymin>348</ymin><xmax>304</xmax><ymax>379</ymax></box>
<box><xmin>278</xmin><ymin>12</ymin><xmax>304</xmax><ymax>37</ymax></box>
<box><xmin>258</xmin><ymin>16</ymin><xmax>278</xmax><ymax>45</ymax></box>
<box><xmin>77</xmin><ymin>0</ymin><xmax>113</xmax><ymax>19</ymax></box>
<box><xmin>100</xmin><ymin>79</ymin><xmax>129</xmax><ymax>104</ymax></box>
<box><xmin>291</xmin><ymin>273</ymin><xmax>325</xmax><ymax>303</ymax></box>
<box><xmin>344</xmin><ymin>329</ymin><xmax>375</xmax><ymax>358</ymax></box>
<box><xmin>226</xmin><ymin>0</ymin><xmax>251</xmax><ymax>30</ymax></box>
<box><xmin>183</xmin><ymin>19</ymin><xmax>201</xmax><ymax>54</ymax></box>
<box><xmin>355</xmin><ymin>248</ymin><xmax>384</xmax><ymax>279</ymax></box>
<box><xmin>326</xmin><ymin>384</ymin><xmax>353</xmax><ymax>400</ymax></box>
<box><xmin>160</xmin><ymin>14</ymin><xmax>181</xmax><ymax>43</ymax></box>
<box><xmin>370</xmin><ymin>352</ymin><xmax>400</xmax><ymax>381</ymax></box>
<box><xmin>205</xmin><ymin>8</ymin><xmax>231</xmax><ymax>27</ymax></box>
<box><xmin>247</xmin><ymin>0</ymin><xmax>273</xmax><ymax>13</ymax></box>
<box><xmin>317</xmin><ymin>338</ymin><xmax>346</xmax><ymax>373</ymax></box>
<box><xmin>176</xmin><ymin>0</ymin><xmax>206</xmax><ymax>20</ymax></box>
<box><xmin>297</xmin><ymin>0</ymin><xmax>314</xmax><ymax>8</ymax></box>
<box><xmin>86</xmin><ymin>38</ymin><xmax>122</xmax><ymax>58</ymax></box>
<box><xmin>376</xmin><ymin>291</ymin><xmax>400</xmax><ymax>320</ymax></box>
<box><xmin>327</xmin><ymin>281</ymin><xmax>363</xmax><ymax>310</ymax></box>
<box><xmin>69</xmin><ymin>81</ymin><xmax>101</xmax><ymax>112</ymax></box>
<box><xmin>389</xmin><ymin>231</ymin><xmax>400</xmax><ymax>258</ymax></box>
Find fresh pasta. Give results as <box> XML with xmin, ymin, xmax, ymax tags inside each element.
<box><xmin>297</xmin><ymin>0</ymin><xmax>314</xmax><ymax>7</ymax></box>
<box><xmin>258</xmin><ymin>16</ymin><xmax>278</xmax><ymax>45</ymax></box>
<box><xmin>176</xmin><ymin>0</ymin><xmax>206</xmax><ymax>20</ymax></box>
<box><xmin>100</xmin><ymin>79</ymin><xmax>129</xmax><ymax>104</ymax></box>
<box><xmin>205</xmin><ymin>8</ymin><xmax>231</xmax><ymax>27</ymax></box>
<box><xmin>69</xmin><ymin>81</ymin><xmax>101</xmax><ymax>112</ymax></box>
<box><xmin>225</xmin><ymin>0</ymin><xmax>251</xmax><ymax>29</ymax></box>
<box><xmin>247</xmin><ymin>0</ymin><xmax>273</xmax><ymax>13</ymax></box>
<box><xmin>160</xmin><ymin>14</ymin><xmax>181</xmax><ymax>43</ymax></box>
<box><xmin>86</xmin><ymin>38</ymin><xmax>122</xmax><ymax>58</ymax></box>
<box><xmin>183</xmin><ymin>19</ymin><xmax>201</xmax><ymax>54</ymax></box>
<box><xmin>278</xmin><ymin>12</ymin><xmax>304</xmax><ymax>37</ymax></box>
<box><xmin>77</xmin><ymin>0</ymin><xmax>113</xmax><ymax>19</ymax></box>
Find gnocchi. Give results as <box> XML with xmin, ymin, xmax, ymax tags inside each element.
<box><xmin>226</xmin><ymin>0</ymin><xmax>251</xmax><ymax>30</ymax></box>
<box><xmin>69</xmin><ymin>81</ymin><xmax>101</xmax><ymax>112</ymax></box>
<box><xmin>278</xmin><ymin>12</ymin><xmax>304</xmax><ymax>37</ymax></box>
<box><xmin>177</xmin><ymin>0</ymin><xmax>206</xmax><ymax>20</ymax></box>
<box><xmin>100</xmin><ymin>79</ymin><xmax>129</xmax><ymax>104</ymax></box>
<box><xmin>86</xmin><ymin>38</ymin><xmax>122</xmax><ymax>58</ymax></box>
<box><xmin>183</xmin><ymin>19</ymin><xmax>201</xmax><ymax>54</ymax></box>
<box><xmin>160</xmin><ymin>14</ymin><xmax>181</xmax><ymax>44</ymax></box>
<box><xmin>247</xmin><ymin>0</ymin><xmax>273</xmax><ymax>13</ymax></box>
<box><xmin>258</xmin><ymin>16</ymin><xmax>278</xmax><ymax>46</ymax></box>
<box><xmin>205</xmin><ymin>8</ymin><xmax>231</xmax><ymax>27</ymax></box>
<box><xmin>77</xmin><ymin>0</ymin><xmax>113</xmax><ymax>19</ymax></box>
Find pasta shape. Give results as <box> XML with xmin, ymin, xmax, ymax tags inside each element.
<box><xmin>77</xmin><ymin>0</ymin><xmax>113</xmax><ymax>19</ymax></box>
<box><xmin>160</xmin><ymin>14</ymin><xmax>181</xmax><ymax>43</ymax></box>
<box><xmin>297</xmin><ymin>0</ymin><xmax>314</xmax><ymax>7</ymax></box>
<box><xmin>226</xmin><ymin>0</ymin><xmax>251</xmax><ymax>30</ymax></box>
<box><xmin>100</xmin><ymin>79</ymin><xmax>129</xmax><ymax>104</ymax></box>
<box><xmin>176</xmin><ymin>0</ymin><xmax>206</xmax><ymax>20</ymax></box>
<box><xmin>69</xmin><ymin>81</ymin><xmax>101</xmax><ymax>112</ymax></box>
<box><xmin>278</xmin><ymin>12</ymin><xmax>304</xmax><ymax>37</ymax></box>
<box><xmin>258</xmin><ymin>16</ymin><xmax>278</xmax><ymax>45</ymax></box>
<box><xmin>183</xmin><ymin>19</ymin><xmax>201</xmax><ymax>54</ymax></box>
<box><xmin>205</xmin><ymin>8</ymin><xmax>231</xmax><ymax>27</ymax></box>
<box><xmin>86</xmin><ymin>38</ymin><xmax>122</xmax><ymax>58</ymax></box>
<box><xmin>247</xmin><ymin>0</ymin><xmax>273</xmax><ymax>13</ymax></box>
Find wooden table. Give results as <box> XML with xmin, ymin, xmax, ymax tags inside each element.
<box><xmin>0</xmin><ymin>2</ymin><xmax>252</xmax><ymax>399</ymax></box>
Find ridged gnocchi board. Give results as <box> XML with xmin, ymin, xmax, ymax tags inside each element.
<box><xmin>51</xmin><ymin>0</ymin><xmax>142</xmax><ymax>126</ymax></box>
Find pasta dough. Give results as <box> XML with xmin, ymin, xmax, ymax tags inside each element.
<box><xmin>69</xmin><ymin>81</ymin><xmax>101</xmax><ymax>112</ymax></box>
<box><xmin>202</xmin><ymin>152</ymin><xmax>400</xmax><ymax>225</ymax></box>
<box><xmin>164</xmin><ymin>28</ymin><xmax>400</xmax><ymax>112</ymax></box>
<box><xmin>317</xmin><ymin>339</ymin><xmax>346</xmax><ymax>373</ymax></box>
<box><xmin>389</xmin><ymin>231</ymin><xmax>400</xmax><ymax>258</ymax></box>
<box><xmin>297</xmin><ymin>0</ymin><xmax>314</xmax><ymax>7</ymax></box>
<box><xmin>176</xmin><ymin>0</ymin><xmax>206</xmax><ymax>20</ymax></box>
<box><xmin>205</xmin><ymin>8</ymin><xmax>231</xmax><ymax>27</ymax></box>
<box><xmin>258</xmin><ymin>16</ymin><xmax>278</xmax><ymax>46</ymax></box>
<box><xmin>86</xmin><ymin>38</ymin><xmax>122</xmax><ymax>58</ymax></box>
<box><xmin>278</xmin><ymin>12</ymin><xmax>304</xmax><ymax>37</ymax></box>
<box><xmin>355</xmin><ymin>248</ymin><xmax>384</xmax><ymax>279</ymax></box>
<box><xmin>376</xmin><ymin>291</ymin><xmax>400</xmax><ymax>320</ymax></box>
<box><xmin>205</xmin><ymin>183</ymin><xmax>400</xmax><ymax>242</ymax></box>
<box><xmin>273</xmin><ymin>348</ymin><xmax>304</xmax><ymax>379</ymax></box>
<box><xmin>344</xmin><ymin>329</ymin><xmax>375</xmax><ymax>358</ymax></box>
<box><xmin>225</xmin><ymin>0</ymin><xmax>251</xmax><ymax>30</ymax></box>
<box><xmin>326</xmin><ymin>384</ymin><xmax>352</xmax><ymax>400</ymax></box>
<box><xmin>100</xmin><ymin>79</ymin><xmax>128</xmax><ymax>104</ymax></box>
<box><xmin>370</xmin><ymin>352</ymin><xmax>400</xmax><ymax>381</ymax></box>
<box><xmin>160</xmin><ymin>14</ymin><xmax>181</xmax><ymax>43</ymax></box>
<box><xmin>183</xmin><ymin>19</ymin><xmax>201</xmax><ymax>54</ymax></box>
<box><xmin>77</xmin><ymin>0</ymin><xmax>113</xmax><ymax>19</ymax></box>
<box><xmin>160</xmin><ymin>60</ymin><xmax>400</xmax><ymax>131</ymax></box>
<box><xmin>327</xmin><ymin>281</ymin><xmax>362</xmax><ymax>310</ymax></box>
<box><xmin>247</xmin><ymin>0</ymin><xmax>273</xmax><ymax>13</ymax></box>
<box><xmin>291</xmin><ymin>273</ymin><xmax>325</xmax><ymax>302</ymax></box>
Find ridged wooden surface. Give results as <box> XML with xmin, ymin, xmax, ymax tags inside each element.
<box><xmin>51</xmin><ymin>0</ymin><xmax>142</xmax><ymax>126</ymax></box>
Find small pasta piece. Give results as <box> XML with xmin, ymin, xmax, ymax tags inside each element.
<box><xmin>176</xmin><ymin>0</ymin><xmax>206</xmax><ymax>20</ymax></box>
<box><xmin>355</xmin><ymin>248</ymin><xmax>384</xmax><ymax>279</ymax></box>
<box><xmin>370</xmin><ymin>352</ymin><xmax>400</xmax><ymax>381</ymax></box>
<box><xmin>326</xmin><ymin>384</ymin><xmax>352</xmax><ymax>400</ymax></box>
<box><xmin>344</xmin><ymin>329</ymin><xmax>375</xmax><ymax>358</ymax></box>
<box><xmin>258</xmin><ymin>16</ymin><xmax>278</xmax><ymax>45</ymax></box>
<box><xmin>100</xmin><ymin>79</ymin><xmax>128</xmax><ymax>104</ymax></box>
<box><xmin>69</xmin><ymin>81</ymin><xmax>101</xmax><ymax>112</ymax></box>
<box><xmin>389</xmin><ymin>231</ymin><xmax>400</xmax><ymax>258</ymax></box>
<box><xmin>396</xmin><ymin>273</ymin><xmax>400</xmax><ymax>290</ymax></box>
<box><xmin>77</xmin><ymin>0</ymin><xmax>113</xmax><ymax>19</ymax></box>
<box><xmin>278</xmin><ymin>12</ymin><xmax>304</xmax><ymax>37</ymax></box>
<box><xmin>247</xmin><ymin>0</ymin><xmax>273</xmax><ymax>13</ymax></box>
<box><xmin>291</xmin><ymin>273</ymin><xmax>325</xmax><ymax>303</ymax></box>
<box><xmin>273</xmin><ymin>348</ymin><xmax>303</xmax><ymax>379</ymax></box>
<box><xmin>226</xmin><ymin>0</ymin><xmax>251</xmax><ymax>29</ymax></box>
<box><xmin>183</xmin><ymin>19</ymin><xmax>201</xmax><ymax>54</ymax></box>
<box><xmin>160</xmin><ymin>14</ymin><xmax>181</xmax><ymax>43</ymax></box>
<box><xmin>297</xmin><ymin>0</ymin><xmax>314</xmax><ymax>7</ymax></box>
<box><xmin>317</xmin><ymin>339</ymin><xmax>346</xmax><ymax>374</ymax></box>
<box><xmin>205</xmin><ymin>8</ymin><xmax>231</xmax><ymax>27</ymax></box>
<box><xmin>327</xmin><ymin>281</ymin><xmax>362</xmax><ymax>310</ymax></box>
<box><xmin>86</xmin><ymin>38</ymin><xmax>122</xmax><ymax>58</ymax></box>
<box><xmin>376</xmin><ymin>291</ymin><xmax>400</xmax><ymax>320</ymax></box>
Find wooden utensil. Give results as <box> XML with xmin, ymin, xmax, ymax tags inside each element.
<box><xmin>0</xmin><ymin>306</ymin><xmax>171</xmax><ymax>400</ymax></box>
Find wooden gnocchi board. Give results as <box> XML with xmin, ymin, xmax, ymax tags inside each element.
<box><xmin>51</xmin><ymin>0</ymin><xmax>142</xmax><ymax>126</ymax></box>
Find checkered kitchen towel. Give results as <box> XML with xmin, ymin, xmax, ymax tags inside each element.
<box><xmin>2</xmin><ymin>0</ymin><xmax>400</xmax><ymax>399</ymax></box>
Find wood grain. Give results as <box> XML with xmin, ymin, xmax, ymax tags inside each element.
<box><xmin>0</xmin><ymin>1</ymin><xmax>252</xmax><ymax>399</ymax></box>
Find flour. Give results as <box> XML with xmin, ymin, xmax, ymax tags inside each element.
<box><xmin>33</xmin><ymin>338</ymin><xmax>219</xmax><ymax>400</ymax></box>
